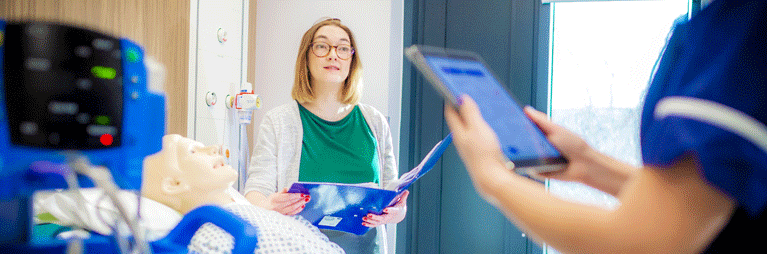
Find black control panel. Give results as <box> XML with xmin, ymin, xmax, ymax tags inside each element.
<box><xmin>3</xmin><ymin>23</ymin><xmax>123</xmax><ymax>149</ymax></box>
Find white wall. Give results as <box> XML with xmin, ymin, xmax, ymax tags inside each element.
<box><xmin>188</xmin><ymin>0</ymin><xmax>249</xmax><ymax>190</ymax></box>
<box><xmin>253</xmin><ymin>0</ymin><xmax>403</xmax><ymax>253</ymax></box>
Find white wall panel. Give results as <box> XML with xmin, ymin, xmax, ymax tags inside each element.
<box><xmin>194</xmin><ymin>51</ymin><xmax>240</xmax><ymax>120</ymax></box>
<box><xmin>189</xmin><ymin>0</ymin><xmax>248</xmax><ymax>190</ymax></box>
<box><xmin>196</xmin><ymin>0</ymin><xmax>244</xmax><ymax>59</ymax></box>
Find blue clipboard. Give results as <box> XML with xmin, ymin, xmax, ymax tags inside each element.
<box><xmin>288</xmin><ymin>133</ymin><xmax>452</xmax><ymax>235</ymax></box>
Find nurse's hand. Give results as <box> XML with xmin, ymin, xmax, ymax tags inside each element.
<box><xmin>362</xmin><ymin>190</ymin><xmax>409</xmax><ymax>227</ymax></box>
<box><xmin>445</xmin><ymin>96</ymin><xmax>512</xmax><ymax>197</ymax></box>
<box><xmin>521</xmin><ymin>106</ymin><xmax>594</xmax><ymax>183</ymax></box>
<box><xmin>523</xmin><ymin>106</ymin><xmax>635</xmax><ymax>196</ymax></box>
<box><xmin>266</xmin><ymin>188</ymin><xmax>310</xmax><ymax>216</ymax></box>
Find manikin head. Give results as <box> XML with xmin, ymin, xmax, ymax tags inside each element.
<box><xmin>142</xmin><ymin>134</ymin><xmax>237</xmax><ymax>214</ymax></box>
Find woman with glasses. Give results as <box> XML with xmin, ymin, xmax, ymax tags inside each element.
<box><xmin>243</xmin><ymin>18</ymin><xmax>406</xmax><ymax>254</ymax></box>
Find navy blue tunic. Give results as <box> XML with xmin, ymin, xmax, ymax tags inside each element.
<box><xmin>640</xmin><ymin>0</ymin><xmax>767</xmax><ymax>251</ymax></box>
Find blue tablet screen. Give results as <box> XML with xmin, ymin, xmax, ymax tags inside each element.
<box><xmin>424</xmin><ymin>55</ymin><xmax>561</xmax><ymax>162</ymax></box>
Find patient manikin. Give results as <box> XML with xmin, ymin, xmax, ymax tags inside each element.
<box><xmin>35</xmin><ymin>134</ymin><xmax>343</xmax><ymax>253</ymax></box>
<box><xmin>142</xmin><ymin>134</ymin><xmax>344</xmax><ymax>253</ymax></box>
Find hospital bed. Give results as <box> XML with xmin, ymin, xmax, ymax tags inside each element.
<box><xmin>31</xmin><ymin>187</ymin><xmax>344</xmax><ymax>254</ymax></box>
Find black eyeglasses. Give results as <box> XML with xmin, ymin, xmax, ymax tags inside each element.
<box><xmin>310</xmin><ymin>42</ymin><xmax>355</xmax><ymax>60</ymax></box>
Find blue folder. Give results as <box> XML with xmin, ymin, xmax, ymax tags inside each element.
<box><xmin>288</xmin><ymin>133</ymin><xmax>453</xmax><ymax>235</ymax></box>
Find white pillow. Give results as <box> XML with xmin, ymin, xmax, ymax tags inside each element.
<box><xmin>34</xmin><ymin>188</ymin><xmax>182</xmax><ymax>241</ymax></box>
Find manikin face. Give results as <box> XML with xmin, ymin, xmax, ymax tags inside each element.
<box><xmin>307</xmin><ymin>25</ymin><xmax>353</xmax><ymax>86</ymax></box>
<box><xmin>170</xmin><ymin>136</ymin><xmax>237</xmax><ymax>193</ymax></box>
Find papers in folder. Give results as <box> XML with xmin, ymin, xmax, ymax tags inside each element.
<box><xmin>288</xmin><ymin>133</ymin><xmax>453</xmax><ymax>235</ymax></box>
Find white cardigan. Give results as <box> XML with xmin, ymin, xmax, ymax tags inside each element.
<box><xmin>243</xmin><ymin>100</ymin><xmax>397</xmax><ymax>253</ymax></box>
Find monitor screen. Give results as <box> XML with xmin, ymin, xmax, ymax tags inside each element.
<box><xmin>3</xmin><ymin>23</ymin><xmax>123</xmax><ymax>149</ymax></box>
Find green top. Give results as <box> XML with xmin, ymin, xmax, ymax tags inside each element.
<box><xmin>298</xmin><ymin>103</ymin><xmax>380</xmax><ymax>184</ymax></box>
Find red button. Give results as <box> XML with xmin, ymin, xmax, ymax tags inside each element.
<box><xmin>100</xmin><ymin>134</ymin><xmax>114</xmax><ymax>146</ymax></box>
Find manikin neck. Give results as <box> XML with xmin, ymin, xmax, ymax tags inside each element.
<box><xmin>176</xmin><ymin>188</ymin><xmax>235</xmax><ymax>214</ymax></box>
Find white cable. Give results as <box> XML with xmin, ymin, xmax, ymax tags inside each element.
<box><xmin>62</xmin><ymin>154</ymin><xmax>130</xmax><ymax>254</ymax></box>
<box><xmin>59</xmin><ymin>160</ymin><xmax>101</xmax><ymax>254</ymax></box>
<box><xmin>68</xmin><ymin>156</ymin><xmax>152</xmax><ymax>254</ymax></box>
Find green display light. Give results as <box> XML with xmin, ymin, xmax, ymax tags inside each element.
<box><xmin>126</xmin><ymin>48</ymin><xmax>141</xmax><ymax>63</ymax></box>
<box><xmin>95</xmin><ymin>115</ymin><xmax>110</xmax><ymax>125</ymax></box>
<box><xmin>91</xmin><ymin>66</ymin><xmax>116</xmax><ymax>79</ymax></box>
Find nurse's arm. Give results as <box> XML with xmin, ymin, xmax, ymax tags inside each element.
<box><xmin>485</xmin><ymin>155</ymin><xmax>735</xmax><ymax>254</ymax></box>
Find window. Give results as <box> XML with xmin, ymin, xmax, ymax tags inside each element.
<box><xmin>546</xmin><ymin>0</ymin><xmax>690</xmax><ymax>252</ymax></box>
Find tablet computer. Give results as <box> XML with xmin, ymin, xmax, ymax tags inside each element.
<box><xmin>405</xmin><ymin>45</ymin><xmax>567</xmax><ymax>175</ymax></box>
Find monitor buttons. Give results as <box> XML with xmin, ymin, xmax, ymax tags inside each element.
<box><xmin>92</xmin><ymin>38</ymin><xmax>114</xmax><ymax>51</ymax></box>
<box><xmin>20</xmin><ymin>122</ymin><xmax>39</xmax><ymax>136</ymax></box>
<box><xmin>25</xmin><ymin>58</ymin><xmax>51</xmax><ymax>71</ymax></box>
<box><xmin>76</xmin><ymin>78</ymin><xmax>93</xmax><ymax>90</ymax></box>
<box><xmin>77</xmin><ymin>113</ymin><xmax>91</xmax><ymax>124</ymax></box>
<box><xmin>48</xmin><ymin>101</ymin><xmax>79</xmax><ymax>115</ymax></box>
<box><xmin>75</xmin><ymin>46</ymin><xmax>92</xmax><ymax>58</ymax></box>
<box><xmin>27</xmin><ymin>24</ymin><xmax>49</xmax><ymax>39</ymax></box>
<box><xmin>86</xmin><ymin>125</ymin><xmax>116</xmax><ymax>137</ymax></box>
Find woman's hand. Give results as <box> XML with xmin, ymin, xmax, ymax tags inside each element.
<box><xmin>265</xmin><ymin>188</ymin><xmax>310</xmax><ymax>216</ymax></box>
<box><xmin>362</xmin><ymin>190</ymin><xmax>409</xmax><ymax>227</ymax></box>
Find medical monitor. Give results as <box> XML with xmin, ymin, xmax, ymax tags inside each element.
<box><xmin>0</xmin><ymin>21</ymin><xmax>166</xmax><ymax>192</ymax></box>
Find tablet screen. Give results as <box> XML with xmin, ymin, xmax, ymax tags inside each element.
<box><xmin>423</xmin><ymin>55</ymin><xmax>562</xmax><ymax>162</ymax></box>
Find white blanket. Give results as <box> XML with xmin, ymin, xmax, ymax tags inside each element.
<box><xmin>34</xmin><ymin>187</ymin><xmax>344</xmax><ymax>253</ymax></box>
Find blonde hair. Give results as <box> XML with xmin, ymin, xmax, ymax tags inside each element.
<box><xmin>291</xmin><ymin>18</ymin><xmax>362</xmax><ymax>104</ymax></box>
